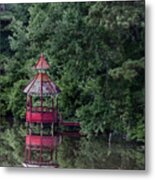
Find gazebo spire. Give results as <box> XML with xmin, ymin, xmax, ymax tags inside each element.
<box><xmin>34</xmin><ymin>53</ymin><xmax>50</xmax><ymax>70</ymax></box>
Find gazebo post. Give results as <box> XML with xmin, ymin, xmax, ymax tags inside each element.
<box><xmin>28</xmin><ymin>145</ymin><xmax>31</xmax><ymax>163</ymax></box>
<box><xmin>52</xmin><ymin>97</ymin><xmax>54</xmax><ymax>112</ymax></box>
<box><xmin>40</xmin><ymin>72</ymin><xmax>43</xmax><ymax>130</ymax></box>
<box><xmin>29</xmin><ymin>96</ymin><xmax>32</xmax><ymax>112</ymax></box>
<box><xmin>51</xmin><ymin>123</ymin><xmax>54</xmax><ymax>136</ymax></box>
<box><xmin>30</xmin><ymin>95</ymin><xmax>32</xmax><ymax>126</ymax></box>
<box><xmin>56</xmin><ymin>96</ymin><xmax>58</xmax><ymax>122</ymax></box>
<box><xmin>25</xmin><ymin>96</ymin><xmax>28</xmax><ymax>132</ymax></box>
<box><xmin>52</xmin><ymin>97</ymin><xmax>55</xmax><ymax>132</ymax></box>
<box><xmin>39</xmin><ymin>136</ymin><xmax>43</xmax><ymax>163</ymax></box>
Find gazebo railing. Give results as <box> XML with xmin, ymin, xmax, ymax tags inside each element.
<box><xmin>27</xmin><ymin>106</ymin><xmax>53</xmax><ymax>112</ymax></box>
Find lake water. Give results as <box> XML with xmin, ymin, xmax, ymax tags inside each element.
<box><xmin>0</xmin><ymin>124</ymin><xmax>145</xmax><ymax>169</ymax></box>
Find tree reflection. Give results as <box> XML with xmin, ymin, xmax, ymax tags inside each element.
<box><xmin>57</xmin><ymin>136</ymin><xmax>145</xmax><ymax>169</ymax></box>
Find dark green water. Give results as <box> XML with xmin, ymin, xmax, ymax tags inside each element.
<box><xmin>0</xmin><ymin>124</ymin><xmax>145</xmax><ymax>169</ymax></box>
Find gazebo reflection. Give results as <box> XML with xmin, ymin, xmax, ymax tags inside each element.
<box><xmin>23</xmin><ymin>134</ymin><xmax>61</xmax><ymax>168</ymax></box>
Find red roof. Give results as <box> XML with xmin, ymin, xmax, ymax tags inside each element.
<box><xmin>34</xmin><ymin>54</ymin><xmax>50</xmax><ymax>70</ymax></box>
<box><xmin>23</xmin><ymin>72</ymin><xmax>61</xmax><ymax>96</ymax></box>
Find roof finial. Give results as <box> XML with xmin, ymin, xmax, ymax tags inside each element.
<box><xmin>34</xmin><ymin>53</ymin><xmax>50</xmax><ymax>70</ymax></box>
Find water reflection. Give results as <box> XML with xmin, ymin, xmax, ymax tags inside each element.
<box><xmin>23</xmin><ymin>134</ymin><xmax>61</xmax><ymax>168</ymax></box>
<box><xmin>0</xmin><ymin>125</ymin><xmax>145</xmax><ymax>169</ymax></box>
<box><xmin>57</xmin><ymin>134</ymin><xmax>145</xmax><ymax>170</ymax></box>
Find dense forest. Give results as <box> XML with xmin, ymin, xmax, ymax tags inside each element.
<box><xmin>0</xmin><ymin>1</ymin><xmax>144</xmax><ymax>142</ymax></box>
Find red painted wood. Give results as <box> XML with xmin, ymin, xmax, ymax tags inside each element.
<box><xmin>26</xmin><ymin>135</ymin><xmax>58</xmax><ymax>147</ymax></box>
<box><xmin>34</xmin><ymin>54</ymin><xmax>50</xmax><ymax>70</ymax></box>
<box><xmin>26</xmin><ymin>111</ymin><xmax>57</xmax><ymax>123</ymax></box>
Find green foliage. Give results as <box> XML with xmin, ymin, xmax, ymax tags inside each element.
<box><xmin>7</xmin><ymin>80</ymin><xmax>27</xmax><ymax>120</ymax></box>
<box><xmin>0</xmin><ymin>125</ymin><xmax>26</xmax><ymax>166</ymax></box>
<box><xmin>0</xmin><ymin>2</ymin><xmax>144</xmax><ymax>142</ymax></box>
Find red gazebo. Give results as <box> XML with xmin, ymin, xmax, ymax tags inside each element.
<box><xmin>23</xmin><ymin>54</ymin><xmax>61</xmax><ymax>125</ymax></box>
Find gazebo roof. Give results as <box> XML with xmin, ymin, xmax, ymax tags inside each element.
<box><xmin>23</xmin><ymin>72</ymin><xmax>61</xmax><ymax>96</ymax></box>
<box><xmin>34</xmin><ymin>54</ymin><xmax>50</xmax><ymax>70</ymax></box>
